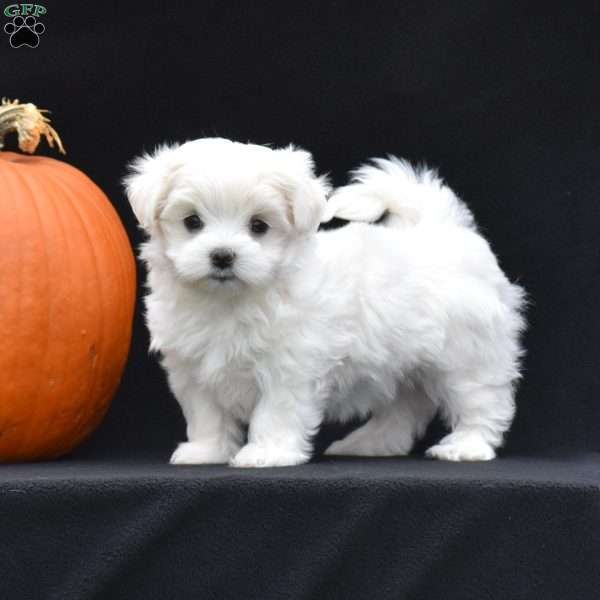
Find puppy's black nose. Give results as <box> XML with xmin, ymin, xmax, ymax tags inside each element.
<box><xmin>210</xmin><ymin>248</ymin><xmax>236</xmax><ymax>270</ymax></box>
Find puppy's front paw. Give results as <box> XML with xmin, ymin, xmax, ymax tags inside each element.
<box><xmin>230</xmin><ymin>443</ymin><xmax>308</xmax><ymax>468</ymax></box>
<box><xmin>170</xmin><ymin>441</ymin><xmax>233</xmax><ymax>465</ymax></box>
<box><xmin>425</xmin><ymin>432</ymin><xmax>496</xmax><ymax>462</ymax></box>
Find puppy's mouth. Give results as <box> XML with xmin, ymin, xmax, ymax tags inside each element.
<box><xmin>209</xmin><ymin>271</ymin><xmax>237</xmax><ymax>282</ymax></box>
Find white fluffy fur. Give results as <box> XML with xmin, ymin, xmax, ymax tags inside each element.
<box><xmin>124</xmin><ymin>139</ymin><xmax>526</xmax><ymax>468</ymax></box>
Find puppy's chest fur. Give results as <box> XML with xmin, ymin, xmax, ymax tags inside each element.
<box><xmin>147</xmin><ymin>287</ymin><xmax>309</xmax><ymax>418</ymax></box>
<box><xmin>195</xmin><ymin>339</ymin><xmax>259</xmax><ymax>420</ymax></box>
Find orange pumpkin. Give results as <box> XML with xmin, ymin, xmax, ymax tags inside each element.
<box><xmin>0</xmin><ymin>99</ymin><xmax>136</xmax><ymax>461</ymax></box>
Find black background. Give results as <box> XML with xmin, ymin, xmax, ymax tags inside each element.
<box><xmin>3</xmin><ymin>0</ymin><xmax>600</xmax><ymax>459</ymax></box>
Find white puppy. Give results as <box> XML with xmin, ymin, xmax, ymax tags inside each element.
<box><xmin>124</xmin><ymin>139</ymin><xmax>525</xmax><ymax>467</ymax></box>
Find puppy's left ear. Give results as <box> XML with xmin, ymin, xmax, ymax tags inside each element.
<box><xmin>274</xmin><ymin>146</ymin><xmax>329</xmax><ymax>235</ymax></box>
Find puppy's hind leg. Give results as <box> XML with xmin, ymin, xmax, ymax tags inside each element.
<box><xmin>425</xmin><ymin>379</ymin><xmax>515</xmax><ymax>462</ymax></box>
<box><xmin>325</xmin><ymin>386</ymin><xmax>436</xmax><ymax>457</ymax></box>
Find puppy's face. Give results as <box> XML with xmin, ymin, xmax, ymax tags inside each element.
<box><xmin>124</xmin><ymin>139</ymin><xmax>328</xmax><ymax>291</ymax></box>
<box><xmin>158</xmin><ymin>172</ymin><xmax>295</xmax><ymax>289</ymax></box>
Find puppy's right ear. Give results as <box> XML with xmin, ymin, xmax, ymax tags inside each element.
<box><xmin>123</xmin><ymin>143</ymin><xmax>181</xmax><ymax>231</ymax></box>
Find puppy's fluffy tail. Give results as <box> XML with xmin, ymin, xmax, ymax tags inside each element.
<box><xmin>322</xmin><ymin>157</ymin><xmax>476</xmax><ymax>230</ymax></box>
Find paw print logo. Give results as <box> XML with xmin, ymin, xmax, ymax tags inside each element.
<box><xmin>4</xmin><ymin>15</ymin><xmax>45</xmax><ymax>48</ymax></box>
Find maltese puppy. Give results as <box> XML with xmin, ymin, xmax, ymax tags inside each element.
<box><xmin>124</xmin><ymin>139</ymin><xmax>525</xmax><ymax>467</ymax></box>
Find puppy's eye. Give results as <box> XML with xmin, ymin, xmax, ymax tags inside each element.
<box><xmin>183</xmin><ymin>214</ymin><xmax>204</xmax><ymax>232</ymax></box>
<box><xmin>250</xmin><ymin>217</ymin><xmax>269</xmax><ymax>235</ymax></box>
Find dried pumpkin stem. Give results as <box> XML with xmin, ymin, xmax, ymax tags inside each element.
<box><xmin>0</xmin><ymin>98</ymin><xmax>66</xmax><ymax>155</ymax></box>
